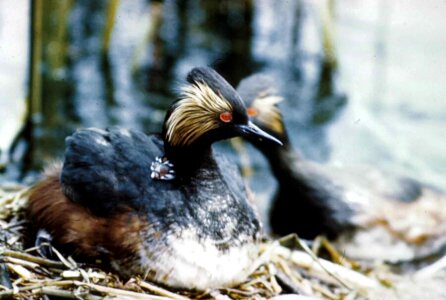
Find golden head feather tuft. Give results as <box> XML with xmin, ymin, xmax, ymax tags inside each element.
<box><xmin>165</xmin><ymin>82</ymin><xmax>233</xmax><ymax>147</ymax></box>
<box><xmin>251</xmin><ymin>91</ymin><xmax>284</xmax><ymax>135</ymax></box>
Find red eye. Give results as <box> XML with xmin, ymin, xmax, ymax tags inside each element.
<box><xmin>219</xmin><ymin>112</ymin><xmax>233</xmax><ymax>123</ymax></box>
<box><xmin>247</xmin><ymin>107</ymin><xmax>258</xmax><ymax>117</ymax></box>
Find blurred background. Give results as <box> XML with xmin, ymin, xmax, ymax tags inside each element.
<box><xmin>1</xmin><ymin>0</ymin><xmax>445</xmax><ymax>207</ymax></box>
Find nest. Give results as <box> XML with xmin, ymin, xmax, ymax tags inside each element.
<box><xmin>0</xmin><ymin>185</ymin><xmax>389</xmax><ymax>299</ymax></box>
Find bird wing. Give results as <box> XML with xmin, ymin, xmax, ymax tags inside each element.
<box><xmin>61</xmin><ymin>127</ymin><xmax>163</xmax><ymax>215</ymax></box>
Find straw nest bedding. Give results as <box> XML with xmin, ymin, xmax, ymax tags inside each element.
<box><xmin>0</xmin><ymin>185</ymin><xmax>393</xmax><ymax>299</ymax></box>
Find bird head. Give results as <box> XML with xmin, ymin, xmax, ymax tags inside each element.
<box><xmin>162</xmin><ymin>67</ymin><xmax>282</xmax><ymax>153</ymax></box>
<box><xmin>236</xmin><ymin>74</ymin><xmax>289</xmax><ymax>145</ymax></box>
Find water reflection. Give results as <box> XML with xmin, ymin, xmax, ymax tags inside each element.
<box><xmin>2</xmin><ymin>0</ymin><xmax>343</xmax><ymax>183</ymax></box>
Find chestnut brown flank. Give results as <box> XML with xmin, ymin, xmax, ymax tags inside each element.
<box><xmin>27</xmin><ymin>168</ymin><xmax>144</xmax><ymax>261</ymax></box>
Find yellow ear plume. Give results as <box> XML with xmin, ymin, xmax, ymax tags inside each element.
<box><xmin>251</xmin><ymin>94</ymin><xmax>284</xmax><ymax>135</ymax></box>
<box><xmin>165</xmin><ymin>82</ymin><xmax>233</xmax><ymax>147</ymax></box>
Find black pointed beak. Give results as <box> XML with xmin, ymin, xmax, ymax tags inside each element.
<box><xmin>237</xmin><ymin>121</ymin><xmax>283</xmax><ymax>146</ymax></box>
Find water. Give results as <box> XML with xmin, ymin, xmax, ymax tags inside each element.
<box><xmin>330</xmin><ymin>0</ymin><xmax>446</xmax><ymax>190</ymax></box>
<box><xmin>1</xmin><ymin>0</ymin><xmax>336</xmax><ymax>180</ymax></box>
<box><xmin>0</xmin><ymin>1</ymin><xmax>29</xmax><ymax>169</ymax></box>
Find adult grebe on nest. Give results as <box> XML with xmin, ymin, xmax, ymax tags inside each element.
<box><xmin>27</xmin><ymin>67</ymin><xmax>282</xmax><ymax>290</ymax></box>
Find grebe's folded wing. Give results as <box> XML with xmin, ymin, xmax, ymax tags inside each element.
<box><xmin>61</xmin><ymin>127</ymin><xmax>162</xmax><ymax>215</ymax></box>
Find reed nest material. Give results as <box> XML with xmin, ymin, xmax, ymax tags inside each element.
<box><xmin>0</xmin><ymin>185</ymin><xmax>387</xmax><ymax>299</ymax></box>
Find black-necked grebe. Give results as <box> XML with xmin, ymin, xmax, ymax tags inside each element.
<box><xmin>26</xmin><ymin>67</ymin><xmax>282</xmax><ymax>290</ymax></box>
<box><xmin>237</xmin><ymin>73</ymin><xmax>446</xmax><ymax>261</ymax></box>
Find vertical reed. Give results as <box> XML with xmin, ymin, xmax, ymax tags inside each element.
<box><xmin>102</xmin><ymin>0</ymin><xmax>120</xmax><ymax>56</ymax></box>
<box><xmin>131</xmin><ymin>1</ymin><xmax>163</xmax><ymax>75</ymax></box>
<box><xmin>28</xmin><ymin>0</ymin><xmax>44</xmax><ymax>119</ymax></box>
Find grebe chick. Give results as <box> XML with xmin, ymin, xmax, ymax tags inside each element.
<box><xmin>27</xmin><ymin>67</ymin><xmax>282</xmax><ymax>290</ymax></box>
<box><xmin>237</xmin><ymin>73</ymin><xmax>446</xmax><ymax>261</ymax></box>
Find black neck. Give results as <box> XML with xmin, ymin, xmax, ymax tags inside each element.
<box><xmin>253</xmin><ymin>131</ymin><xmax>300</xmax><ymax>182</ymax></box>
<box><xmin>271</xmin><ymin>146</ymin><xmax>299</xmax><ymax>180</ymax></box>
<box><xmin>255</xmin><ymin>131</ymin><xmax>356</xmax><ymax>239</ymax></box>
<box><xmin>164</xmin><ymin>144</ymin><xmax>215</xmax><ymax>178</ymax></box>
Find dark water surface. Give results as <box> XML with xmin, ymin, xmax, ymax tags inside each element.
<box><xmin>1</xmin><ymin>0</ymin><xmax>344</xmax><ymax>191</ymax></box>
